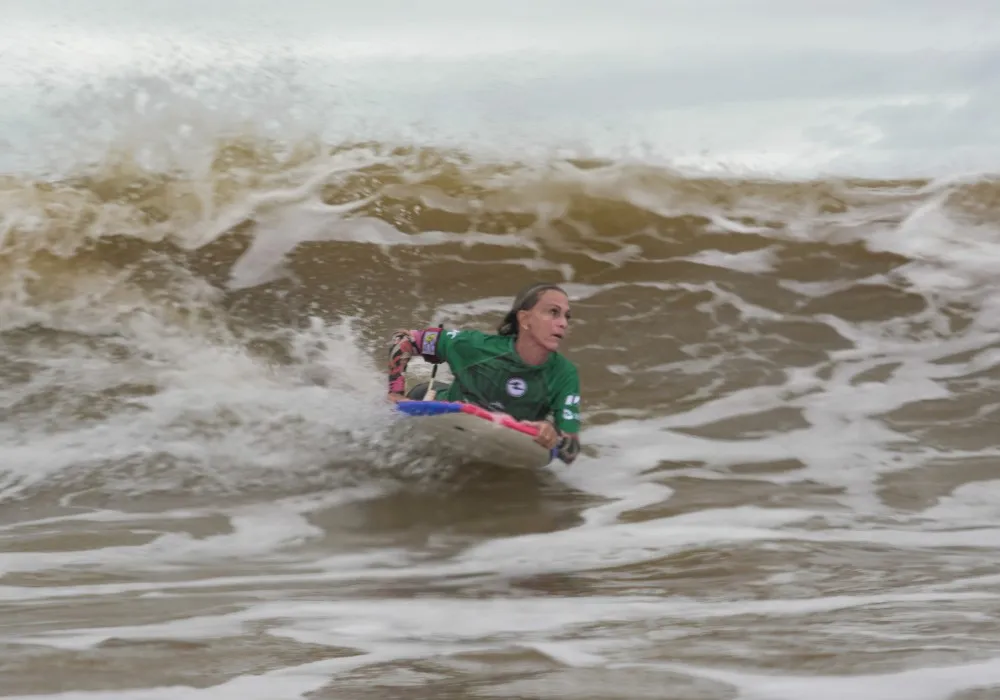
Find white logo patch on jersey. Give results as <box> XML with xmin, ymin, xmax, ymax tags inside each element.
<box><xmin>505</xmin><ymin>377</ymin><xmax>527</xmax><ymax>397</ymax></box>
<box><xmin>562</xmin><ymin>395</ymin><xmax>581</xmax><ymax>422</ymax></box>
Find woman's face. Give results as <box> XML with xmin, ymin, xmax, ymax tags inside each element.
<box><xmin>518</xmin><ymin>289</ymin><xmax>571</xmax><ymax>352</ymax></box>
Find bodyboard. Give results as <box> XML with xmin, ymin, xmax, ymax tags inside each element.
<box><xmin>395</xmin><ymin>400</ymin><xmax>554</xmax><ymax>469</ymax></box>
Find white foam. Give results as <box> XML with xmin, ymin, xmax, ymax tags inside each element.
<box><xmin>13</xmin><ymin>589</ymin><xmax>994</xmax><ymax>652</ymax></box>
<box><xmin>18</xmin><ymin>499</ymin><xmax>992</xmax><ymax>605</ymax></box>
<box><xmin>677</xmin><ymin>280</ymin><xmax>786</xmax><ymax>321</ymax></box>
<box><xmin>921</xmin><ymin>479</ymin><xmax>1000</xmax><ymax>525</ymax></box>
<box><xmin>662</xmin><ymin>655</ymin><xmax>1000</xmax><ymax>700</ymax></box>
<box><xmin>676</xmin><ymin>247</ymin><xmax>780</xmax><ymax>274</ymax></box>
<box><xmin>0</xmin><ymin>498</ymin><xmax>364</xmax><ymax>576</ymax></box>
<box><xmin>432</xmin><ymin>281</ymin><xmax>681</xmax><ymax>325</ymax></box>
<box><xmin>868</xmin><ymin>189</ymin><xmax>1000</xmax><ymax>284</ymax></box>
<box><xmin>0</xmin><ymin>313</ymin><xmax>394</xmax><ymax>501</ymax></box>
<box><xmin>0</xmin><ymin>654</ymin><xmax>389</xmax><ymax>700</ymax></box>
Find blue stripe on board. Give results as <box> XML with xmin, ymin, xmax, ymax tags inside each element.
<box><xmin>394</xmin><ymin>401</ymin><xmax>464</xmax><ymax>416</ymax></box>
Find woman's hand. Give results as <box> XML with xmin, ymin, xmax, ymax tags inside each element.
<box><xmin>525</xmin><ymin>420</ymin><xmax>560</xmax><ymax>450</ymax></box>
<box><xmin>387</xmin><ymin>393</ymin><xmax>406</xmax><ymax>403</ymax></box>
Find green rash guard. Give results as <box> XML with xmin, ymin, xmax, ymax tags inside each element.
<box><xmin>421</xmin><ymin>327</ymin><xmax>581</xmax><ymax>434</ymax></box>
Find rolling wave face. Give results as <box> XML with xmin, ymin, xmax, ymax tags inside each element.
<box><xmin>3</xmin><ymin>137</ymin><xmax>1000</xmax><ymax>507</ymax></box>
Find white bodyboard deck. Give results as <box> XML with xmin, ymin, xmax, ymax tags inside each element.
<box><xmin>395</xmin><ymin>400</ymin><xmax>553</xmax><ymax>470</ymax></box>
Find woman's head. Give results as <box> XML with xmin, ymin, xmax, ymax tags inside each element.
<box><xmin>497</xmin><ymin>282</ymin><xmax>571</xmax><ymax>352</ymax></box>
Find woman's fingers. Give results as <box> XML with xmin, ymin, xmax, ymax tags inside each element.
<box><xmin>526</xmin><ymin>421</ymin><xmax>558</xmax><ymax>449</ymax></box>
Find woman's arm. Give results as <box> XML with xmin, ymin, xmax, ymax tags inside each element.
<box><xmin>523</xmin><ymin>421</ymin><xmax>581</xmax><ymax>465</ymax></box>
<box><xmin>387</xmin><ymin>327</ymin><xmax>445</xmax><ymax>397</ymax></box>
<box><xmin>550</xmin><ymin>376</ymin><xmax>582</xmax><ymax>464</ymax></box>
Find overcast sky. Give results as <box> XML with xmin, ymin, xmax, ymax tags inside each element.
<box><xmin>2</xmin><ymin>0</ymin><xmax>998</xmax><ymax>176</ymax></box>
<box><xmin>5</xmin><ymin>0</ymin><xmax>997</xmax><ymax>55</ymax></box>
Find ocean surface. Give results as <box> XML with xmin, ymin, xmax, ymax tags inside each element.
<box><xmin>2</xmin><ymin>2</ymin><xmax>1000</xmax><ymax>698</ymax></box>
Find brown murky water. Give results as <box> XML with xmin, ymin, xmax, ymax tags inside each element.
<box><xmin>3</xmin><ymin>142</ymin><xmax>1000</xmax><ymax>700</ymax></box>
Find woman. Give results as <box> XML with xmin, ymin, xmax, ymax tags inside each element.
<box><xmin>387</xmin><ymin>282</ymin><xmax>582</xmax><ymax>464</ymax></box>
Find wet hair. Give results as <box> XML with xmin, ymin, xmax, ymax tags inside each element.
<box><xmin>497</xmin><ymin>282</ymin><xmax>568</xmax><ymax>337</ymax></box>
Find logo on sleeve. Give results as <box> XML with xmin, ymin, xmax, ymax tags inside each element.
<box><xmin>563</xmin><ymin>394</ymin><xmax>580</xmax><ymax>422</ymax></box>
<box><xmin>422</xmin><ymin>331</ymin><xmax>439</xmax><ymax>355</ymax></box>
<box><xmin>505</xmin><ymin>377</ymin><xmax>527</xmax><ymax>397</ymax></box>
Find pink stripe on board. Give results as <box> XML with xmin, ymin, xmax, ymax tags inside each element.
<box><xmin>459</xmin><ymin>404</ymin><xmax>540</xmax><ymax>437</ymax></box>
